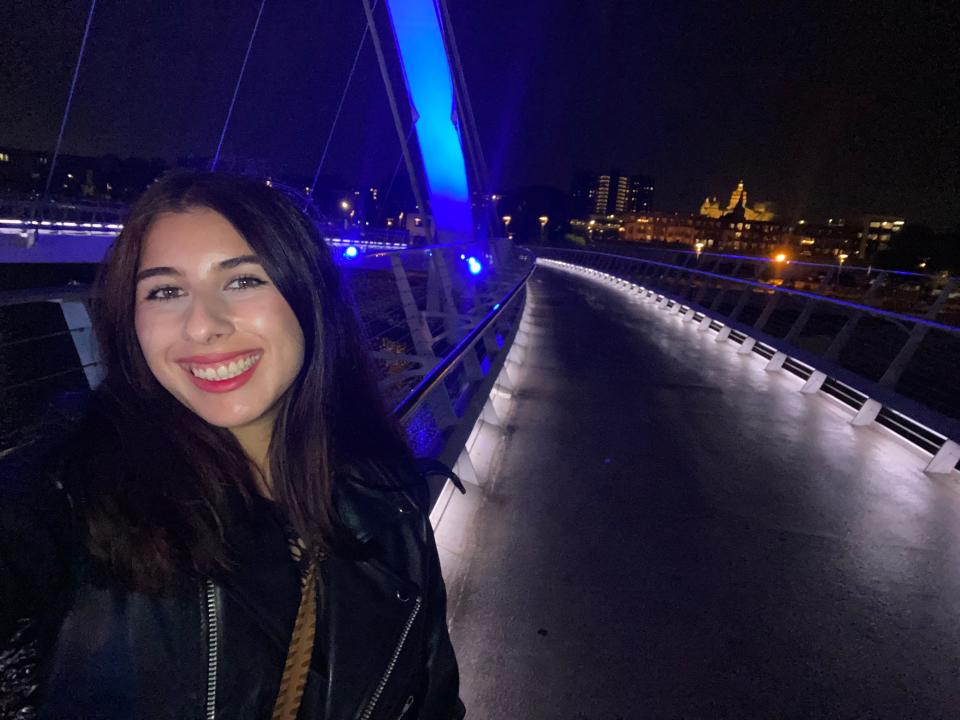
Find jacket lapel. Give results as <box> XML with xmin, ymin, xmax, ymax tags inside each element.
<box><xmin>320</xmin><ymin>554</ymin><xmax>420</xmax><ymax>718</ymax></box>
<box><xmin>321</xmin><ymin>474</ymin><xmax>423</xmax><ymax>718</ymax></box>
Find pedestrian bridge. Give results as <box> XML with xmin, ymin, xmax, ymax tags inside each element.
<box><xmin>3</xmin><ymin>0</ymin><xmax>960</xmax><ymax>712</ymax></box>
<box><xmin>429</xmin><ymin>252</ymin><xmax>960</xmax><ymax>719</ymax></box>
<box><xmin>3</xmin><ymin>246</ymin><xmax>960</xmax><ymax>717</ymax></box>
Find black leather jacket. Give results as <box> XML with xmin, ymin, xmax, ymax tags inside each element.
<box><xmin>0</xmin><ymin>449</ymin><xmax>466</xmax><ymax>720</ymax></box>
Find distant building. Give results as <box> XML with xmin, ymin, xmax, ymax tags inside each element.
<box><xmin>700</xmin><ymin>180</ymin><xmax>776</xmax><ymax>222</ymax></box>
<box><xmin>572</xmin><ymin>171</ymin><xmax>654</xmax><ymax>217</ymax></box>
<box><xmin>860</xmin><ymin>215</ymin><xmax>905</xmax><ymax>259</ymax></box>
<box><xmin>620</xmin><ymin>208</ymin><xmax>862</xmax><ymax>261</ymax></box>
<box><xmin>786</xmin><ymin>220</ymin><xmax>862</xmax><ymax>259</ymax></box>
<box><xmin>404</xmin><ymin>212</ymin><xmax>432</xmax><ymax>244</ymax></box>
<box><xmin>0</xmin><ymin>146</ymin><xmax>51</xmax><ymax>195</ymax></box>
<box><xmin>0</xmin><ymin>145</ymin><xmax>167</xmax><ymax>201</ymax></box>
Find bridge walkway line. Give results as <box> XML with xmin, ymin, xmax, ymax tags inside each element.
<box><xmin>438</xmin><ymin>263</ymin><xmax>960</xmax><ymax>719</ymax></box>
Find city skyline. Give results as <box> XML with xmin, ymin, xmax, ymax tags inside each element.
<box><xmin>0</xmin><ymin>1</ymin><xmax>957</xmax><ymax>227</ymax></box>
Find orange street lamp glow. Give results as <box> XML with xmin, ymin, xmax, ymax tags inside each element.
<box><xmin>774</xmin><ymin>253</ymin><xmax>787</xmax><ymax>263</ymax></box>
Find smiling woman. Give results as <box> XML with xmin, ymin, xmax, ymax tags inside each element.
<box><xmin>0</xmin><ymin>173</ymin><xmax>465</xmax><ymax>720</ymax></box>
<box><xmin>133</xmin><ymin>208</ymin><xmax>306</xmax><ymax>481</ymax></box>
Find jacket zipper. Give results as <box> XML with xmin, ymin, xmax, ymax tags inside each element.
<box><xmin>204</xmin><ymin>579</ymin><xmax>219</xmax><ymax>720</ymax></box>
<box><xmin>359</xmin><ymin>595</ymin><xmax>422</xmax><ymax>720</ymax></box>
<box><xmin>397</xmin><ymin>694</ymin><xmax>415</xmax><ymax>719</ymax></box>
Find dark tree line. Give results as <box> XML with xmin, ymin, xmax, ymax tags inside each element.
<box><xmin>876</xmin><ymin>223</ymin><xmax>960</xmax><ymax>274</ymax></box>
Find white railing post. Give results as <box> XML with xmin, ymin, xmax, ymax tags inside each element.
<box><xmin>55</xmin><ymin>299</ymin><xmax>103</xmax><ymax>388</ymax></box>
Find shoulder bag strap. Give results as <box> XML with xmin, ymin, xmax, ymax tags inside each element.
<box><xmin>271</xmin><ymin>557</ymin><xmax>319</xmax><ymax>720</ymax></box>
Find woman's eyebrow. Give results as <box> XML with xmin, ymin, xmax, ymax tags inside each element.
<box><xmin>135</xmin><ymin>255</ymin><xmax>263</xmax><ymax>283</ymax></box>
<box><xmin>135</xmin><ymin>266</ymin><xmax>181</xmax><ymax>283</ymax></box>
<box><xmin>217</xmin><ymin>254</ymin><xmax>262</xmax><ymax>270</ymax></box>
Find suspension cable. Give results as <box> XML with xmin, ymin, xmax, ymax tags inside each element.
<box><xmin>43</xmin><ymin>0</ymin><xmax>97</xmax><ymax>204</ymax></box>
<box><xmin>210</xmin><ymin>0</ymin><xmax>268</xmax><ymax>172</ymax></box>
<box><xmin>383</xmin><ymin>123</ymin><xmax>415</xmax><ymax>204</ymax></box>
<box><xmin>306</xmin><ymin>0</ymin><xmax>379</xmax><ymax>204</ymax></box>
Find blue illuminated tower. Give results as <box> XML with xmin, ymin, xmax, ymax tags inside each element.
<box><xmin>362</xmin><ymin>0</ymin><xmax>477</xmax><ymax>244</ymax></box>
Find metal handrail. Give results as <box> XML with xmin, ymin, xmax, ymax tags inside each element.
<box><xmin>555</xmin><ymin>247</ymin><xmax>960</xmax><ymax>334</ymax></box>
<box><xmin>393</xmin><ymin>264</ymin><xmax>533</xmax><ymax>422</ymax></box>
<box><xmin>366</xmin><ymin>238</ymin><xmax>482</xmax><ymax>259</ymax></box>
<box><xmin>538</xmin><ymin>248</ymin><xmax>960</xmax><ymax>456</ymax></box>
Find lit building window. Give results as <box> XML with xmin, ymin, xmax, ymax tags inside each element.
<box><xmin>0</xmin><ymin>152</ymin><xmax>9</xmax><ymax>162</ymax></box>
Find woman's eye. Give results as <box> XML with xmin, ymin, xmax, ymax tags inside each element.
<box><xmin>144</xmin><ymin>286</ymin><xmax>183</xmax><ymax>301</ymax></box>
<box><xmin>227</xmin><ymin>275</ymin><xmax>267</xmax><ymax>290</ymax></box>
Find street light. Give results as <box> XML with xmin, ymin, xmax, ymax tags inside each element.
<box><xmin>502</xmin><ymin>215</ymin><xmax>512</xmax><ymax>237</ymax></box>
<box><xmin>772</xmin><ymin>251</ymin><xmax>788</xmax><ymax>282</ymax></box>
<box><xmin>695</xmin><ymin>241</ymin><xmax>705</xmax><ymax>260</ymax></box>
<box><xmin>538</xmin><ymin>216</ymin><xmax>549</xmax><ymax>244</ymax></box>
<box><xmin>838</xmin><ymin>252</ymin><xmax>849</xmax><ymax>282</ymax></box>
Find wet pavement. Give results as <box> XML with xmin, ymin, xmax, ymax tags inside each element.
<box><xmin>443</xmin><ymin>263</ymin><xmax>960</xmax><ymax>720</ymax></box>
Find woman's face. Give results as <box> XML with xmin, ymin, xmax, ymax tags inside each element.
<box><xmin>134</xmin><ymin>207</ymin><xmax>305</xmax><ymax>432</ymax></box>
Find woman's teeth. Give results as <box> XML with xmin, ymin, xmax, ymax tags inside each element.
<box><xmin>190</xmin><ymin>354</ymin><xmax>261</xmax><ymax>381</ymax></box>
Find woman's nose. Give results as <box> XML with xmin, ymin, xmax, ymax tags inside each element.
<box><xmin>182</xmin><ymin>292</ymin><xmax>234</xmax><ymax>343</ymax></box>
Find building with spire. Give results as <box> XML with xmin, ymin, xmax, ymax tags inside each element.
<box><xmin>699</xmin><ymin>180</ymin><xmax>776</xmax><ymax>222</ymax></box>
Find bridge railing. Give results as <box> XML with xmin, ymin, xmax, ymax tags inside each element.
<box><xmin>0</xmin><ymin>189</ymin><xmax>415</xmax><ymax>259</ymax></box>
<box><xmin>0</xmin><ymin>239</ymin><xmax>531</xmax><ymax>495</ymax></box>
<box><xmin>536</xmin><ymin>246</ymin><xmax>960</xmax><ymax>474</ymax></box>
<box><xmin>591</xmin><ymin>242</ymin><xmax>960</xmax><ymax>327</ymax></box>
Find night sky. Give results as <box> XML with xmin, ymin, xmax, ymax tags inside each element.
<box><xmin>1</xmin><ymin>0</ymin><xmax>957</xmax><ymax>227</ymax></box>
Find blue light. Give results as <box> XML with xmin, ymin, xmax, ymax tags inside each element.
<box><xmin>385</xmin><ymin>0</ymin><xmax>472</xmax><ymax>242</ymax></box>
<box><xmin>344</xmin><ymin>245</ymin><xmax>359</xmax><ymax>259</ymax></box>
<box><xmin>467</xmin><ymin>256</ymin><xmax>482</xmax><ymax>275</ymax></box>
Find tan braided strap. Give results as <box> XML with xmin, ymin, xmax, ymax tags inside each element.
<box><xmin>271</xmin><ymin>557</ymin><xmax>319</xmax><ymax>720</ymax></box>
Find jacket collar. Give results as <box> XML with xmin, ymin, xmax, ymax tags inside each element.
<box><xmin>331</xmin><ymin>464</ymin><xmax>419</xmax><ymax>543</ymax></box>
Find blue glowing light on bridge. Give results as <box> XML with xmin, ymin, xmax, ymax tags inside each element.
<box><xmin>467</xmin><ymin>256</ymin><xmax>483</xmax><ymax>275</ymax></box>
<box><xmin>343</xmin><ymin>245</ymin><xmax>359</xmax><ymax>259</ymax></box>
<box><xmin>385</xmin><ymin>0</ymin><xmax>472</xmax><ymax>243</ymax></box>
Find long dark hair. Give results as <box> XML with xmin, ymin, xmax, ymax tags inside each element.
<box><xmin>68</xmin><ymin>171</ymin><xmax>410</xmax><ymax>592</ymax></box>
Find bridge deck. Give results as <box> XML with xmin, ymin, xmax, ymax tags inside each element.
<box><xmin>441</xmin><ymin>264</ymin><xmax>960</xmax><ymax>719</ymax></box>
